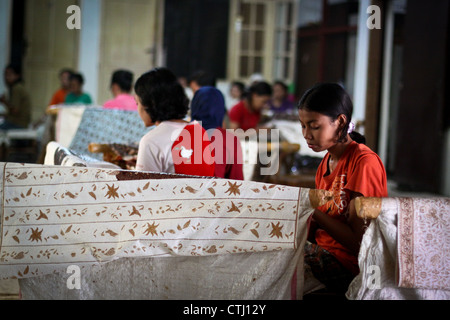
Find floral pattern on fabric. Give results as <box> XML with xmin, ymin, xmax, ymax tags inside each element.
<box><xmin>0</xmin><ymin>162</ymin><xmax>316</xmax><ymax>280</ymax></box>
<box><xmin>398</xmin><ymin>197</ymin><xmax>450</xmax><ymax>290</ymax></box>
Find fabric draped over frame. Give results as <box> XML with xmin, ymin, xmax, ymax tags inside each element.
<box><xmin>0</xmin><ymin>162</ymin><xmax>330</xmax><ymax>299</ymax></box>
<box><xmin>347</xmin><ymin>197</ymin><xmax>450</xmax><ymax>300</ymax></box>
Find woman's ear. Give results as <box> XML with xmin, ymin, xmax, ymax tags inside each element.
<box><xmin>337</xmin><ymin>114</ymin><xmax>348</xmax><ymax>130</ymax></box>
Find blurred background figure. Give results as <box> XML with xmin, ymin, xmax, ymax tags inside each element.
<box><xmin>268</xmin><ymin>80</ymin><xmax>295</xmax><ymax>115</ymax></box>
<box><xmin>177</xmin><ymin>76</ymin><xmax>193</xmax><ymax>101</ymax></box>
<box><xmin>228</xmin><ymin>81</ymin><xmax>272</xmax><ymax>131</ymax></box>
<box><xmin>103</xmin><ymin>70</ymin><xmax>136</xmax><ymax>111</ymax></box>
<box><xmin>188</xmin><ymin>70</ymin><xmax>216</xmax><ymax>95</ymax></box>
<box><xmin>227</xmin><ymin>81</ymin><xmax>245</xmax><ymax>111</ymax></box>
<box><xmin>48</xmin><ymin>68</ymin><xmax>74</xmax><ymax>108</ymax></box>
<box><xmin>64</xmin><ymin>72</ymin><xmax>92</xmax><ymax>105</ymax></box>
<box><xmin>0</xmin><ymin>64</ymin><xmax>31</xmax><ymax>130</ymax></box>
<box><xmin>191</xmin><ymin>86</ymin><xmax>244</xmax><ymax>180</ymax></box>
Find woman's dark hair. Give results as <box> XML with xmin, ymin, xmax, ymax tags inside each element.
<box><xmin>134</xmin><ymin>67</ymin><xmax>189</xmax><ymax>122</ymax></box>
<box><xmin>59</xmin><ymin>68</ymin><xmax>74</xmax><ymax>77</ymax></box>
<box><xmin>111</xmin><ymin>69</ymin><xmax>134</xmax><ymax>93</ymax></box>
<box><xmin>189</xmin><ymin>70</ymin><xmax>216</xmax><ymax>87</ymax></box>
<box><xmin>70</xmin><ymin>72</ymin><xmax>84</xmax><ymax>85</ymax></box>
<box><xmin>298</xmin><ymin>83</ymin><xmax>366</xmax><ymax>144</ymax></box>
<box><xmin>273</xmin><ymin>80</ymin><xmax>288</xmax><ymax>92</ymax></box>
<box><xmin>244</xmin><ymin>81</ymin><xmax>272</xmax><ymax>104</ymax></box>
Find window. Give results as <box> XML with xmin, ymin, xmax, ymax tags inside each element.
<box><xmin>228</xmin><ymin>0</ymin><xmax>298</xmax><ymax>84</ymax></box>
<box><xmin>295</xmin><ymin>0</ymin><xmax>359</xmax><ymax>98</ymax></box>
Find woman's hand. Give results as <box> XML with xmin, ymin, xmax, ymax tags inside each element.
<box><xmin>312</xmin><ymin>193</ymin><xmax>366</xmax><ymax>255</ymax></box>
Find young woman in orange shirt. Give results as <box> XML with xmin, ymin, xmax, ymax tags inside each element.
<box><xmin>298</xmin><ymin>83</ymin><xmax>388</xmax><ymax>295</ymax></box>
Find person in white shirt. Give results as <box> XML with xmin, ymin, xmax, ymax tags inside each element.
<box><xmin>134</xmin><ymin>68</ymin><xmax>215</xmax><ymax>177</ymax></box>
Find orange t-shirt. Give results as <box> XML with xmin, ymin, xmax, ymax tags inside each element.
<box><xmin>49</xmin><ymin>88</ymin><xmax>69</xmax><ymax>107</ymax></box>
<box><xmin>314</xmin><ymin>141</ymin><xmax>388</xmax><ymax>275</ymax></box>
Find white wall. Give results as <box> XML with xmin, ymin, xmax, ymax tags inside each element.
<box><xmin>78</xmin><ymin>0</ymin><xmax>102</xmax><ymax>105</ymax></box>
<box><xmin>352</xmin><ymin>0</ymin><xmax>371</xmax><ymax>129</ymax></box>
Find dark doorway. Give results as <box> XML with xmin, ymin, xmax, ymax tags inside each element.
<box><xmin>393</xmin><ymin>0</ymin><xmax>450</xmax><ymax>194</ymax></box>
<box><xmin>10</xmin><ymin>0</ymin><xmax>26</xmax><ymax>69</ymax></box>
<box><xmin>163</xmin><ymin>0</ymin><xmax>230</xmax><ymax>81</ymax></box>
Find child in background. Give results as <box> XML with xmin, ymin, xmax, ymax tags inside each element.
<box><xmin>228</xmin><ymin>81</ymin><xmax>272</xmax><ymax>131</ymax></box>
<box><xmin>227</xmin><ymin>81</ymin><xmax>245</xmax><ymax>110</ymax></box>
<box><xmin>103</xmin><ymin>70</ymin><xmax>137</xmax><ymax>111</ymax></box>
<box><xmin>268</xmin><ymin>80</ymin><xmax>294</xmax><ymax>115</ymax></box>
<box><xmin>48</xmin><ymin>68</ymin><xmax>73</xmax><ymax>107</ymax></box>
<box><xmin>64</xmin><ymin>72</ymin><xmax>92</xmax><ymax>105</ymax></box>
<box><xmin>134</xmin><ymin>68</ymin><xmax>215</xmax><ymax>177</ymax></box>
<box><xmin>298</xmin><ymin>83</ymin><xmax>388</xmax><ymax>295</ymax></box>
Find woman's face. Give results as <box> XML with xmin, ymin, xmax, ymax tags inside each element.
<box><xmin>60</xmin><ymin>72</ymin><xmax>71</xmax><ymax>89</ymax></box>
<box><xmin>273</xmin><ymin>84</ymin><xmax>287</xmax><ymax>100</ymax></box>
<box><xmin>135</xmin><ymin>95</ymin><xmax>154</xmax><ymax>127</ymax></box>
<box><xmin>4</xmin><ymin>68</ymin><xmax>19</xmax><ymax>86</ymax></box>
<box><xmin>69</xmin><ymin>79</ymin><xmax>82</xmax><ymax>94</ymax></box>
<box><xmin>298</xmin><ymin>109</ymin><xmax>340</xmax><ymax>153</ymax></box>
<box><xmin>250</xmin><ymin>94</ymin><xmax>271</xmax><ymax>112</ymax></box>
<box><xmin>230</xmin><ymin>85</ymin><xmax>242</xmax><ymax>99</ymax></box>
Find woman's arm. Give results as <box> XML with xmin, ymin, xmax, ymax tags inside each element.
<box><xmin>312</xmin><ymin>193</ymin><xmax>366</xmax><ymax>255</ymax></box>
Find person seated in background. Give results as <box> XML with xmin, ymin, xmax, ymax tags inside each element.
<box><xmin>268</xmin><ymin>80</ymin><xmax>294</xmax><ymax>115</ymax></box>
<box><xmin>134</xmin><ymin>67</ymin><xmax>215</xmax><ymax>177</ymax></box>
<box><xmin>191</xmin><ymin>86</ymin><xmax>244</xmax><ymax>180</ymax></box>
<box><xmin>228</xmin><ymin>81</ymin><xmax>272</xmax><ymax>132</ymax></box>
<box><xmin>48</xmin><ymin>68</ymin><xmax>74</xmax><ymax>108</ymax></box>
<box><xmin>188</xmin><ymin>70</ymin><xmax>216</xmax><ymax>95</ymax></box>
<box><xmin>64</xmin><ymin>72</ymin><xmax>92</xmax><ymax>105</ymax></box>
<box><xmin>227</xmin><ymin>81</ymin><xmax>245</xmax><ymax>111</ymax></box>
<box><xmin>0</xmin><ymin>64</ymin><xmax>31</xmax><ymax>130</ymax></box>
<box><xmin>103</xmin><ymin>69</ymin><xmax>137</xmax><ymax>111</ymax></box>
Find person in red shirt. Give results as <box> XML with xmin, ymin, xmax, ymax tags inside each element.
<box><xmin>228</xmin><ymin>81</ymin><xmax>272</xmax><ymax>132</ymax></box>
<box><xmin>298</xmin><ymin>83</ymin><xmax>388</xmax><ymax>295</ymax></box>
<box><xmin>48</xmin><ymin>68</ymin><xmax>73</xmax><ymax>108</ymax></box>
<box><xmin>190</xmin><ymin>86</ymin><xmax>244</xmax><ymax>180</ymax></box>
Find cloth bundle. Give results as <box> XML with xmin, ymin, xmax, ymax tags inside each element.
<box><xmin>54</xmin><ymin>106</ymin><xmax>149</xmax><ymax>160</ymax></box>
<box><xmin>44</xmin><ymin>141</ymin><xmax>121</xmax><ymax>169</ymax></box>
<box><xmin>347</xmin><ymin>197</ymin><xmax>450</xmax><ymax>300</ymax></box>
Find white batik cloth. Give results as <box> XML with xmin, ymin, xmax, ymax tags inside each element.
<box><xmin>0</xmin><ymin>162</ymin><xmax>318</xmax><ymax>299</ymax></box>
<box><xmin>347</xmin><ymin>197</ymin><xmax>450</xmax><ymax>300</ymax></box>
